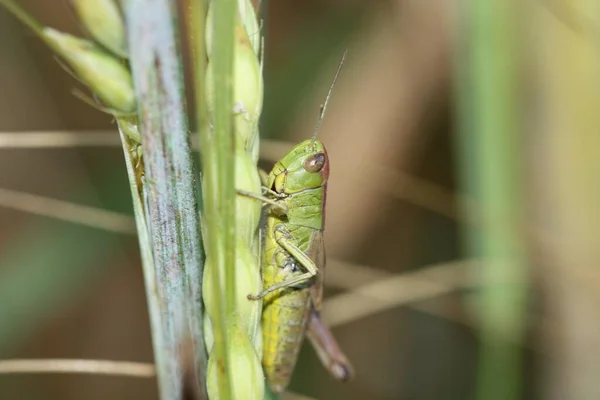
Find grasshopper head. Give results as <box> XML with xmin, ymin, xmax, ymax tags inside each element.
<box><xmin>269</xmin><ymin>139</ymin><xmax>329</xmax><ymax>194</ymax></box>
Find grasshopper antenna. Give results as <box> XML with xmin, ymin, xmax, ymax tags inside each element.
<box><xmin>311</xmin><ymin>49</ymin><xmax>348</xmax><ymax>145</ymax></box>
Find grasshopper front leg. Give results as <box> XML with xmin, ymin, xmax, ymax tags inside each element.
<box><xmin>248</xmin><ymin>224</ymin><xmax>318</xmax><ymax>300</ymax></box>
<box><xmin>236</xmin><ymin>190</ymin><xmax>289</xmax><ymax>214</ymax></box>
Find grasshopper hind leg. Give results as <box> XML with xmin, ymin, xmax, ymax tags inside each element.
<box><xmin>307</xmin><ymin>309</ymin><xmax>354</xmax><ymax>382</ymax></box>
<box><xmin>247</xmin><ymin>224</ymin><xmax>319</xmax><ymax>300</ymax></box>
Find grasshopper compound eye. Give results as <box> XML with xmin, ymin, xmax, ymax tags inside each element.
<box><xmin>304</xmin><ymin>153</ymin><xmax>326</xmax><ymax>173</ymax></box>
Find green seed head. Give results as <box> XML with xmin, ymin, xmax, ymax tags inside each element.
<box><xmin>203</xmin><ymin>313</ymin><xmax>214</xmax><ymax>353</ymax></box>
<box><xmin>235</xmin><ymin>149</ymin><xmax>262</xmax><ymax>243</ymax></box>
<box><xmin>42</xmin><ymin>28</ymin><xmax>135</xmax><ymax>113</ymax></box>
<box><xmin>234</xmin><ymin>243</ymin><xmax>262</xmax><ymax>339</ymax></box>
<box><xmin>202</xmin><ymin>1</ymin><xmax>265</xmax><ymax>398</ymax></box>
<box><xmin>236</xmin><ymin>0</ymin><xmax>261</xmax><ymax>55</ymax></box>
<box><xmin>205</xmin><ymin>2</ymin><xmax>259</xmax><ymax>57</ymax></box>
<box><xmin>205</xmin><ymin>15</ymin><xmax>262</xmax><ymax>154</ymax></box>
<box><xmin>207</xmin><ymin>328</ymin><xmax>265</xmax><ymax>400</ymax></box>
<box><xmin>71</xmin><ymin>0</ymin><xmax>128</xmax><ymax>58</ymax></box>
<box><xmin>202</xmin><ymin>243</ymin><xmax>261</xmax><ymax>340</ymax></box>
<box><xmin>232</xmin><ymin>24</ymin><xmax>263</xmax><ymax>154</ymax></box>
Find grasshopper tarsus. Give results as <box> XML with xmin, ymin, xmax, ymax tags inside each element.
<box><xmin>263</xmin><ymin>187</ymin><xmax>285</xmax><ymax>198</ymax></box>
<box><xmin>247</xmin><ymin>293</ymin><xmax>261</xmax><ymax>301</ymax></box>
<box><xmin>330</xmin><ymin>362</ymin><xmax>353</xmax><ymax>382</ymax></box>
<box><xmin>307</xmin><ymin>309</ymin><xmax>355</xmax><ymax>382</ymax></box>
<box><xmin>236</xmin><ymin>189</ymin><xmax>289</xmax><ymax>214</ymax></box>
<box><xmin>247</xmin><ymin>283</ymin><xmax>280</xmax><ymax>301</ymax></box>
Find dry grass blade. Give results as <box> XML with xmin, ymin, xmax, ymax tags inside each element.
<box><xmin>0</xmin><ymin>358</ymin><xmax>318</xmax><ymax>400</ymax></box>
<box><xmin>0</xmin><ymin>131</ymin><xmax>120</xmax><ymax>148</ymax></box>
<box><xmin>0</xmin><ymin>359</ymin><xmax>155</xmax><ymax>377</ymax></box>
<box><xmin>0</xmin><ymin>131</ymin><xmax>293</xmax><ymax>161</ymax></box>
<box><xmin>323</xmin><ymin>260</ymin><xmax>477</xmax><ymax>327</ymax></box>
<box><xmin>0</xmin><ymin>187</ymin><xmax>136</xmax><ymax>234</ymax></box>
<box><xmin>325</xmin><ymin>258</ymin><xmax>562</xmax><ymax>356</ymax></box>
<box><xmin>383</xmin><ymin>168</ymin><xmax>470</xmax><ymax>223</ymax></box>
<box><xmin>325</xmin><ymin>259</ymin><xmax>392</xmax><ymax>290</ymax></box>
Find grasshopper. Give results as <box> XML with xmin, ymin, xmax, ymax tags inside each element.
<box><xmin>241</xmin><ymin>51</ymin><xmax>353</xmax><ymax>393</ymax></box>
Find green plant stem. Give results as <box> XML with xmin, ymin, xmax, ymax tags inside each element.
<box><xmin>212</xmin><ymin>0</ymin><xmax>237</xmax><ymax>324</ymax></box>
<box><xmin>123</xmin><ymin>1</ymin><xmax>206</xmax><ymax>399</ymax></box>
<box><xmin>456</xmin><ymin>2</ymin><xmax>528</xmax><ymax>400</ymax></box>
<box><xmin>0</xmin><ymin>0</ymin><xmax>43</xmax><ymax>37</ymax></box>
<box><xmin>193</xmin><ymin>0</ymin><xmax>238</xmax><ymax>398</ymax></box>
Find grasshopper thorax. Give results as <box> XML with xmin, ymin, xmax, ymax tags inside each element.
<box><xmin>268</xmin><ymin>139</ymin><xmax>329</xmax><ymax>195</ymax></box>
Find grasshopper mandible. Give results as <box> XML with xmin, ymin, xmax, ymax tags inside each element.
<box><xmin>241</xmin><ymin>50</ymin><xmax>353</xmax><ymax>393</ymax></box>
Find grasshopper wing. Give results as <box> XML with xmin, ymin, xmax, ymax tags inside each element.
<box><xmin>307</xmin><ymin>229</ymin><xmax>326</xmax><ymax>311</ymax></box>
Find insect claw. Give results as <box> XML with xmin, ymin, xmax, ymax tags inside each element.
<box><xmin>247</xmin><ymin>293</ymin><xmax>261</xmax><ymax>301</ymax></box>
<box><xmin>331</xmin><ymin>361</ymin><xmax>354</xmax><ymax>382</ymax></box>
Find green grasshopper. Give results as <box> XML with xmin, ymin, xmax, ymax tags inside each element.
<box><xmin>241</xmin><ymin>51</ymin><xmax>353</xmax><ymax>393</ymax></box>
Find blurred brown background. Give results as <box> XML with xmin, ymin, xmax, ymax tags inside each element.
<box><xmin>1</xmin><ymin>0</ymin><xmax>599</xmax><ymax>399</ymax></box>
